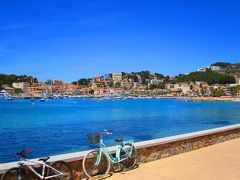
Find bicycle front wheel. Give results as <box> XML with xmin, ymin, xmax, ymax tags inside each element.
<box><xmin>50</xmin><ymin>161</ymin><xmax>73</xmax><ymax>180</ymax></box>
<box><xmin>83</xmin><ymin>150</ymin><xmax>110</xmax><ymax>179</ymax></box>
<box><xmin>1</xmin><ymin>167</ymin><xmax>29</xmax><ymax>180</ymax></box>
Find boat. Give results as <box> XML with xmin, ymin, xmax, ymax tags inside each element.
<box><xmin>0</xmin><ymin>90</ymin><xmax>7</xmax><ymax>99</ymax></box>
<box><xmin>40</xmin><ymin>98</ymin><xmax>45</xmax><ymax>102</ymax></box>
<box><xmin>0</xmin><ymin>91</ymin><xmax>5</xmax><ymax>99</ymax></box>
<box><xmin>30</xmin><ymin>98</ymin><xmax>35</xmax><ymax>101</ymax></box>
<box><xmin>8</xmin><ymin>97</ymin><xmax>13</xmax><ymax>100</ymax></box>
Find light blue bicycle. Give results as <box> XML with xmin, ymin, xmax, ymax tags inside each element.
<box><xmin>82</xmin><ymin>130</ymin><xmax>137</xmax><ymax>179</ymax></box>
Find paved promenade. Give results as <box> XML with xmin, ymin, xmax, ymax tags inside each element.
<box><xmin>109</xmin><ymin>138</ymin><xmax>240</xmax><ymax>180</ymax></box>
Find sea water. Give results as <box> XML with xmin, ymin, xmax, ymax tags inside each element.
<box><xmin>0</xmin><ymin>98</ymin><xmax>240</xmax><ymax>163</ymax></box>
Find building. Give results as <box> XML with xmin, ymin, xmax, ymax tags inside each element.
<box><xmin>112</xmin><ymin>73</ymin><xmax>122</xmax><ymax>83</ymax></box>
<box><xmin>211</xmin><ymin>66</ymin><xmax>221</xmax><ymax>72</ymax></box>
<box><xmin>12</xmin><ymin>82</ymin><xmax>30</xmax><ymax>90</ymax></box>
<box><xmin>103</xmin><ymin>74</ymin><xmax>112</xmax><ymax>81</ymax></box>
<box><xmin>45</xmin><ymin>79</ymin><xmax>54</xmax><ymax>86</ymax></box>
<box><xmin>121</xmin><ymin>79</ymin><xmax>133</xmax><ymax>89</ymax></box>
<box><xmin>236</xmin><ymin>77</ymin><xmax>240</xmax><ymax>85</ymax></box>
<box><xmin>93</xmin><ymin>77</ymin><xmax>102</xmax><ymax>82</ymax></box>
<box><xmin>197</xmin><ymin>67</ymin><xmax>209</xmax><ymax>72</ymax></box>
<box><xmin>4</xmin><ymin>87</ymin><xmax>14</xmax><ymax>95</ymax></box>
<box><xmin>133</xmin><ymin>82</ymin><xmax>140</xmax><ymax>88</ymax></box>
<box><xmin>165</xmin><ymin>83</ymin><xmax>174</xmax><ymax>90</ymax></box>
<box><xmin>54</xmin><ymin>80</ymin><xmax>63</xmax><ymax>86</ymax></box>
<box><xmin>150</xmin><ymin>79</ymin><xmax>163</xmax><ymax>85</ymax></box>
<box><xmin>174</xmin><ymin>83</ymin><xmax>191</xmax><ymax>94</ymax></box>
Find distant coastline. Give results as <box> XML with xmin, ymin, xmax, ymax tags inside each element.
<box><xmin>1</xmin><ymin>62</ymin><xmax>240</xmax><ymax>100</ymax></box>
<box><xmin>177</xmin><ymin>96</ymin><xmax>240</xmax><ymax>102</ymax></box>
<box><xmin>2</xmin><ymin>94</ymin><xmax>240</xmax><ymax>102</ymax></box>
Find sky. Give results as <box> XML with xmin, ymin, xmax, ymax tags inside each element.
<box><xmin>0</xmin><ymin>0</ymin><xmax>240</xmax><ymax>82</ymax></box>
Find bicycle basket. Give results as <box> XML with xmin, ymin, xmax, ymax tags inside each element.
<box><xmin>87</xmin><ymin>133</ymin><xmax>100</xmax><ymax>144</ymax></box>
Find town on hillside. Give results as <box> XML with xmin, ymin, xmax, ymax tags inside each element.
<box><xmin>1</xmin><ymin>62</ymin><xmax>240</xmax><ymax>99</ymax></box>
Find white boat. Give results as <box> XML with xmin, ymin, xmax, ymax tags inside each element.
<box><xmin>0</xmin><ymin>90</ymin><xmax>7</xmax><ymax>99</ymax></box>
<box><xmin>40</xmin><ymin>98</ymin><xmax>45</xmax><ymax>102</ymax></box>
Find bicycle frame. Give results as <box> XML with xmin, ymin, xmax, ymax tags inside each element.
<box><xmin>95</xmin><ymin>139</ymin><xmax>134</xmax><ymax>165</ymax></box>
<box><xmin>19</xmin><ymin>159</ymin><xmax>62</xmax><ymax>179</ymax></box>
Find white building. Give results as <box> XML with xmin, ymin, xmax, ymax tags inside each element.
<box><xmin>197</xmin><ymin>67</ymin><xmax>209</xmax><ymax>72</ymax></box>
<box><xmin>12</xmin><ymin>82</ymin><xmax>30</xmax><ymax>90</ymax></box>
<box><xmin>174</xmin><ymin>83</ymin><xmax>191</xmax><ymax>94</ymax></box>
<box><xmin>236</xmin><ymin>77</ymin><xmax>240</xmax><ymax>85</ymax></box>
<box><xmin>112</xmin><ymin>73</ymin><xmax>122</xmax><ymax>82</ymax></box>
<box><xmin>150</xmin><ymin>79</ymin><xmax>163</xmax><ymax>85</ymax></box>
<box><xmin>211</xmin><ymin>66</ymin><xmax>221</xmax><ymax>72</ymax></box>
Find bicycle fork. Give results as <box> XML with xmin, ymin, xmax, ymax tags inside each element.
<box><xmin>17</xmin><ymin>164</ymin><xmax>25</xmax><ymax>180</ymax></box>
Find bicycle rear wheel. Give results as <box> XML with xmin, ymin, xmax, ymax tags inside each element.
<box><xmin>49</xmin><ymin>161</ymin><xmax>73</xmax><ymax>180</ymax></box>
<box><xmin>120</xmin><ymin>143</ymin><xmax>137</xmax><ymax>170</ymax></box>
<box><xmin>82</xmin><ymin>150</ymin><xmax>110</xmax><ymax>179</ymax></box>
<box><xmin>1</xmin><ymin>167</ymin><xmax>29</xmax><ymax>180</ymax></box>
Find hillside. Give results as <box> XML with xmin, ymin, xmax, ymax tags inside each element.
<box><xmin>0</xmin><ymin>74</ymin><xmax>37</xmax><ymax>86</ymax></box>
<box><xmin>212</xmin><ymin>62</ymin><xmax>240</xmax><ymax>76</ymax></box>
<box><xmin>176</xmin><ymin>71</ymin><xmax>235</xmax><ymax>85</ymax></box>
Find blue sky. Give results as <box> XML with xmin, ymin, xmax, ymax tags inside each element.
<box><xmin>0</xmin><ymin>0</ymin><xmax>240</xmax><ymax>82</ymax></box>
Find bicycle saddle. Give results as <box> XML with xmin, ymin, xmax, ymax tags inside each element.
<box><xmin>114</xmin><ymin>138</ymin><xmax>123</xmax><ymax>142</ymax></box>
<box><xmin>38</xmin><ymin>157</ymin><xmax>50</xmax><ymax>162</ymax></box>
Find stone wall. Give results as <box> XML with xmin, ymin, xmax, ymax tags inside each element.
<box><xmin>137</xmin><ymin>128</ymin><xmax>240</xmax><ymax>163</ymax></box>
<box><xmin>1</xmin><ymin>125</ymin><xmax>240</xmax><ymax>179</ymax></box>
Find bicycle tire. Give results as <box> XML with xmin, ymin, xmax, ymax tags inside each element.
<box><xmin>49</xmin><ymin>161</ymin><xmax>73</xmax><ymax>180</ymax></box>
<box><xmin>120</xmin><ymin>142</ymin><xmax>137</xmax><ymax>170</ymax></box>
<box><xmin>82</xmin><ymin>150</ymin><xmax>110</xmax><ymax>179</ymax></box>
<box><xmin>1</xmin><ymin>167</ymin><xmax>29</xmax><ymax>180</ymax></box>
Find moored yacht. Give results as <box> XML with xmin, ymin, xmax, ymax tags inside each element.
<box><xmin>40</xmin><ymin>98</ymin><xmax>45</xmax><ymax>102</ymax></box>
<box><xmin>30</xmin><ymin>98</ymin><xmax>35</xmax><ymax>101</ymax></box>
<box><xmin>0</xmin><ymin>90</ymin><xmax>6</xmax><ymax>99</ymax></box>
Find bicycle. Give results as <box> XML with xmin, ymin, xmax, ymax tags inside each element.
<box><xmin>1</xmin><ymin>149</ymin><xmax>73</xmax><ymax>180</ymax></box>
<box><xmin>82</xmin><ymin>130</ymin><xmax>137</xmax><ymax>179</ymax></box>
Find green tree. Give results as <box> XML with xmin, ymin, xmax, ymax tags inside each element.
<box><xmin>176</xmin><ymin>71</ymin><xmax>235</xmax><ymax>85</ymax></box>
<box><xmin>138</xmin><ymin>71</ymin><xmax>151</xmax><ymax>85</ymax></box>
<box><xmin>211</xmin><ymin>62</ymin><xmax>231</xmax><ymax>68</ymax></box>
<box><xmin>149</xmin><ymin>84</ymin><xmax>157</xmax><ymax>90</ymax></box>
<box><xmin>231</xmin><ymin>85</ymin><xmax>240</xmax><ymax>96</ymax></box>
<box><xmin>211</xmin><ymin>87</ymin><xmax>224</xmax><ymax>97</ymax></box>
<box><xmin>114</xmin><ymin>82</ymin><xmax>121</xmax><ymax>88</ymax></box>
<box><xmin>14</xmin><ymin>88</ymin><xmax>23</xmax><ymax>94</ymax></box>
<box><xmin>88</xmin><ymin>89</ymin><xmax>94</xmax><ymax>94</ymax></box>
<box><xmin>164</xmin><ymin>76</ymin><xmax>170</xmax><ymax>83</ymax></box>
<box><xmin>157</xmin><ymin>82</ymin><xmax>165</xmax><ymax>89</ymax></box>
<box><xmin>189</xmin><ymin>84</ymin><xmax>194</xmax><ymax>90</ymax></box>
<box><xmin>0</xmin><ymin>74</ymin><xmax>37</xmax><ymax>85</ymax></box>
<box><xmin>155</xmin><ymin>73</ymin><xmax>165</xmax><ymax>79</ymax></box>
<box><xmin>78</xmin><ymin>78</ymin><xmax>89</xmax><ymax>86</ymax></box>
<box><xmin>200</xmin><ymin>88</ymin><xmax>207</xmax><ymax>96</ymax></box>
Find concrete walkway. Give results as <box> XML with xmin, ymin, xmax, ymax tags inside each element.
<box><xmin>108</xmin><ymin>138</ymin><xmax>240</xmax><ymax>180</ymax></box>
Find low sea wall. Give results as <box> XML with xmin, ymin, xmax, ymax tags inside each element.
<box><xmin>1</xmin><ymin>124</ymin><xmax>240</xmax><ymax>179</ymax></box>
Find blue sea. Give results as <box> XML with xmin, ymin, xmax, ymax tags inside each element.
<box><xmin>0</xmin><ymin>98</ymin><xmax>240</xmax><ymax>163</ymax></box>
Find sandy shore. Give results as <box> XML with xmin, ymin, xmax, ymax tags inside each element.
<box><xmin>108</xmin><ymin>138</ymin><xmax>240</xmax><ymax>180</ymax></box>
